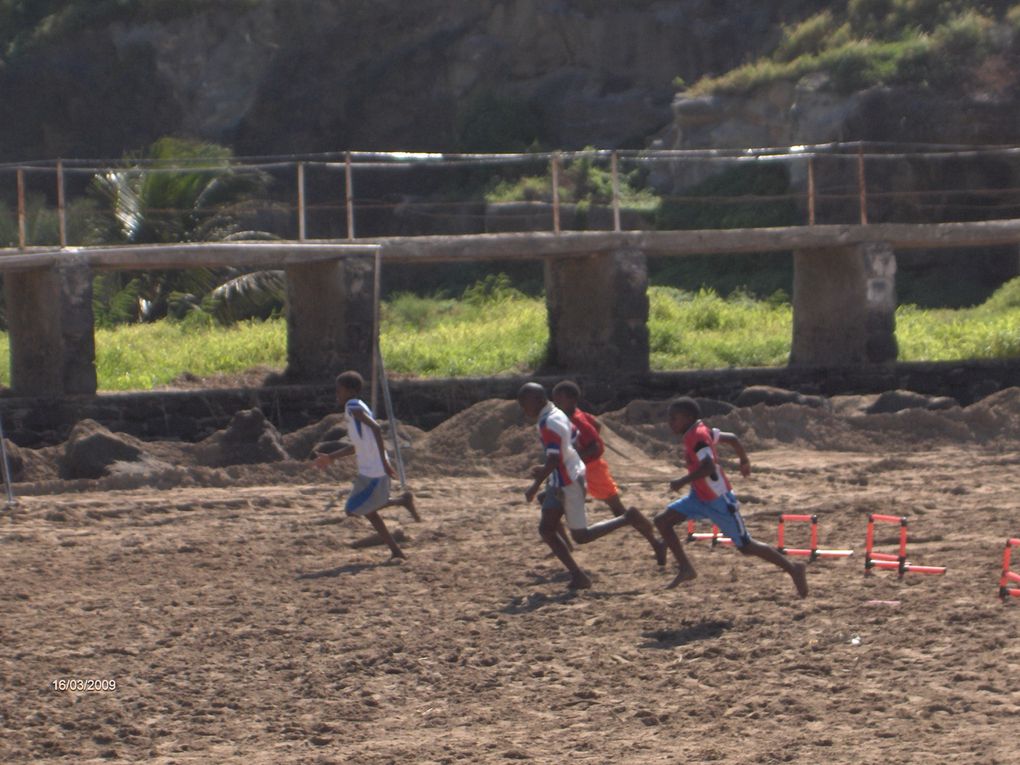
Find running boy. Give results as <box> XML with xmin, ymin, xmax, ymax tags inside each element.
<box><xmin>654</xmin><ymin>397</ymin><xmax>808</xmax><ymax>597</ymax></box>
<box><xmin>518</xmin><ymin>382</ymin><xmax>649</xmax><ymax>590</ymax></box>
<box><xmin>314</xmin><ymin>370</ymin><xmax>419</xmax><ymax>560</ymax></box>
<box><xmin>551</xmin><ymin>380</ymin><xmax>666</xmax><ymax>565</ymax></box>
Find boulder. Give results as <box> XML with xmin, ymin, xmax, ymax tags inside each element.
<box><xmin>735</xmin><ymin>386</ymin><xmax>827</xmax><ymax>410</ymax></box>
<box><xmin>866</xmin><ymin>390</ymin><xmax>939</xmax><ymax>415</ymax></box>
<box><xmin>62</xmin><ymin>420</ymin><xmax>147</xmax><ymax>479</ymax></box>
<box><xmin>195</xmin><ymin>409</ymin><xmax>289</xmax><ymax>467</ymax></box>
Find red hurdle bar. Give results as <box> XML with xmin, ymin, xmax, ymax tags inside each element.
<box><xmin>999</xmin><ymin>538</ymin><xmax>1020</xmax><ymax>600</ymax></box>
<box><xmin>777</xmin><ymin>514</ymin><xmax>854</xmax><ymax>562</ymax></box>
<box><xmin>686</xmin><ymin>519</ymin><xmax>732</xmax><ymax>547</ymax></box>
<box><xmin>865</xmin><ymin>513</ymin><xmax>946</xmax><ymax>577</ymax></box>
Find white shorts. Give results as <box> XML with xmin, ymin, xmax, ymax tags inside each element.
<box><xmin>345</xmin><ymin>474</ymin><xmax>391</xmax><ymax>516</ymax></box>
<box><xmin>542</xmin><ymin>479</ymin><xmax>588</xmax><ymax>531</ymax></box>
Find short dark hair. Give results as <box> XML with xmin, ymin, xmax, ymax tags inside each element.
<box><xmin>668</xmin><ymin>397</ymin><xmax>701</xmax><ymax>419</ymax></box>
<box><xmin>517</xmin><ymin>381</ymin><xmax>548</xmax><ymax>404</ymax></box>
<box><xmin>335</xmin><ymin>370</ymin><xmax>364</xmax><ymax>393</ymax></box>
<box><xmin>551</xmin><ymin>380</ymin><xmax>581</xmax><ymax>400</ymax></box>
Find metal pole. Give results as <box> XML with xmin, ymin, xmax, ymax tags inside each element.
<box><xmin>807</xmin><ymin>156</ymin><xmax>816</xmax><ymax>226</ymax></box>
<box><xmin>17</xmin><ymin>168</ymin><xmax>26</xmax><ymax>250</ymax></box>
<box><xmin>57</xmin><ymin>160</ymin><xmax>67</xmax><ymax>247</ymax></box>
<box><xmin>551</xmin><ymin>151</ymin><xmax>561</xmax><ymax>235</ymax></box>
<box><xmin>611</xmin><ymin>151</ymin><xmax>621</xmax><ymax>232</ymax></box>
<box><xmin>0</xmin><ymin>415</ymin><xmax>17</xmax><ymax>507</ymax></box>
<box><xmin>378</xmin><ymin>344</ymin><xmax>407</xmax><ymax>492</ymax></box>
<box><xmin>857</xmin><ymin>146</ymin><xmax>868</xmax><ymax>225</ymax></box>
<box><xmin>345</xmin><ymin>151</ymin><xmax>355</xmax><ymax>240</ymax></box>
<box><xmin>370</xmin><ymin>249</ymin><xmax>381</xmax><ymax>414</ymax></box>
<box><xmin>297</xmin><ymin>161</ymin><xmax>307</xmax><ymax>241</ymax></box>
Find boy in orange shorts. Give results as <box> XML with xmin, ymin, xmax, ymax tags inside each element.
<box><xmin>552</xmin><ymin>381</ymin><xmax>666</xmax><ymax>565</ymax></box>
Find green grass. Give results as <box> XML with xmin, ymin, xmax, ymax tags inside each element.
<box><xmin>0</xmin><ymin>280</ymin><xmax>1016</xmax><ymax>391</ymax></box>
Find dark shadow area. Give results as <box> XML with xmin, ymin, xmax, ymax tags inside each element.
<box><xmin>639</xmin><ymin>619</ymin><xmax>733</xmax><ymax>649</ymax></box>
<box><xmin>295</xmin><ymin>562</ymin><xmax>380</xmax><ymax>580</ymax></box>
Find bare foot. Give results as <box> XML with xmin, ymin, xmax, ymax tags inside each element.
<box><xmin>568</xmin><ymin>570</ymin><xmax>592</xmax><ymax>590</ymax></box>
<box><xmin>389</xmin><ymin>549</ymin><xmax>408</xmax><ymax>561</ymax></box>
<box><xmin>653</xmin><ymin>539</ymin><xmax>667</xmax><ymax>567</ymax></box>
<box><xmin>665</xmin><ymin>567</ymin><xmax>697</xmax><ymax>590</ymax></box>
<box><xmin>791</xmin><ymin>562</ymin><xmax>808</xmax><ymax>598</ymax></box>
<box><xmin>402</xmin><ymin>492</ymin><xmax>421</xmax><ymax>522</ymax></box>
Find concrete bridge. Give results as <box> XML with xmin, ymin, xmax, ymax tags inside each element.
<box><xmin>2</xmin><ymin>219</ymin><xmax>1020</xmax><ymax>397</ymax></box>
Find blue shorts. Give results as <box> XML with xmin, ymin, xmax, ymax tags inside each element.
<box><xmin>667</xmin><ymin>491</ymin><xmax>751</xmax><ymax>548</ymax></box>
<box><xmin>345</xmin><ymin>474</ymin><xmax>391</xmax><ymax>516</ymax></box>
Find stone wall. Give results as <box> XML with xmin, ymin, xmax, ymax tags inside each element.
<box><xmin>1</xmin><ymin>359</ymin><xmax>1015</xmax><ymax>447</ymax></box>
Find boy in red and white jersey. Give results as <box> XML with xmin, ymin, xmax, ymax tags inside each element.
<box><xmin>551</xmin><ymin>380</ymin><xmax>665</xmax><ymax>565</ymax></box>
<box><xmin>518</xmin><ymin>382</ymin><xmax>649</xmax><ymax>591</ymax></box>
<box><xmin>654</xmin><ymin>397</ymin><xmax>808</xmax><ymax>597</ymax></box>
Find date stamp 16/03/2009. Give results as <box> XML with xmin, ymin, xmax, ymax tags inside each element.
<box><xmin>50</xmin><ymin>679</ymin><xmax>117</xmax><ymax>692</ymax></box>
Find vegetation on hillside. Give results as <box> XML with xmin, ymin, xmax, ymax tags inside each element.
<box><xmin>689</xmin><ymin>0</ymin><xmax>1020</xmax><ymax>95</ymax></box>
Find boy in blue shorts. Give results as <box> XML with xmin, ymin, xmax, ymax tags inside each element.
<box><xmin>314</xmin><ymin>370</ymin><xmax>419</xmax><ymax>560</ymax></box>
<box><xmin>654</xmin><ymin>397</ymin><xmax>808</xmax><ymax>597</ymax></box>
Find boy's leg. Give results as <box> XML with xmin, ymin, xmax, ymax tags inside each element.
<box><xmin>569</xmin><ymin>514</ymin><xmax>630</xmax><ymax>545</ymax></box>
<box><xmin>607</xmin><ymin>494</ymin><xmax>666</xmax><ymax>565</ymax></box>
<box><xmin>365</xmin><ymin>511</ymin><xmax>406</xmax><ymax>559</ymax></box>
<box><xmin>381</xmin><ymin>491</ymin><xmax>420</xmax><ymax>522</ymax></box>
<box><xmin>737</xmin><ymin>539</ymin><xmax>808</xmax><ymax>598</ymax></box>
<box><xmin>557</xmin><ymin>519</ymin><xmax>574</xmax><ymax>552</ymax></box>
<box><xmin>654</xmin><ymin>508</ymin><xmax>697</xmax><ymax>588</ymax></box>
<box><xmin>539</xmin><ymin>504</ymin><xmax>590</xmax><ymax>589</ymax></box>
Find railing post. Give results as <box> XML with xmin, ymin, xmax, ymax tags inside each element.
<box><xmin>297</xmin><ymin>161</ymin><xmax>307</xmax><ymax>241</ymax></box>
<box><xmin>345</xmin><ymin>151</ymin><xmax>356</xmax><ymax>241</ymax></box>
<box><xmin>551</xmin><ymin>151</ymin><xmax>561</xmax><ymax>235</ymax></box>
<box><xmin>611</xmin><ymin>150</ymin><xmax>621</xmax><ymax>232</ymax></box>
<box><xmin>16</xmin><ymin>168</ymin><xmax>26</xmax><ymax>250</ymax></box>
<box><xmin>807</xmin><ymin>156</ymin><xmax>816</xmax><ymax>226</ymax></box>
<box><xmin>57</xmin><ymin>160</ymin><xmax>67</xmax><ymax>247</ymax></box>
<box><xmin>857</xmin><ymin>145</ymin><xmax>868</xmax><ymax>225</ymax></box>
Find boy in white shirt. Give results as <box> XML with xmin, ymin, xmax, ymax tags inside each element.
<box><xmin>314</xmin><ymin>370</ymin><xmax>418</xmax><ymax>559</ymax></box>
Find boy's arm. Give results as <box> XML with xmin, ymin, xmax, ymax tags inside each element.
<box><xmin>352</xmin><ymin>409</ymin><xmax>397</xmax><ymax>479</ymax></box>
<box><xmin>670</xmin><ymin>456</ymin><xmax>716</xmax><ymax>492</ymax></box>
<box><xmin>313</xmin><ymin>444</ymin><xmax>355</xmax><ymax>469</ymax></box>
<box><xmin>717</xmin><ymin>431</ymin><xmax>751</xmax><ymax>477</ymax></box>
<box><xmin>525</xmin><ymin>455</ymin><xmax>558</xmax><ymax>502</ymax></box>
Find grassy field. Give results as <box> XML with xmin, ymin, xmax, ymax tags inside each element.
<box><xmin>0</xmin><ymin>281</ymin><xmax>1016</xmax><ymax>391</ymax></box>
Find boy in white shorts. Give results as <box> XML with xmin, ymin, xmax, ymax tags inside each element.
<box><xmin>314</xmin><ymin>371</ymin><xmax>418</xmax><ymax>559</ymax></box>
<box><xmin>518</xmin><ymin>382</ymin><xmax>645</xmax><ymax>590</ymax></box>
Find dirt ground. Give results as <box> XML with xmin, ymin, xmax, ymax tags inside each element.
<box><xmin>1</xmin><ymin>393</ymin><xmax>1019</xmax><ymax>764</ymax></box>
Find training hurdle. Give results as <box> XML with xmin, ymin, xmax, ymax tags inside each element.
<box><xmin>686</xmin><ymin>520</ymin><xmax>732</xmax><ymax>547</ymax></box>
<box><xmin>864</xmin><ymin>514</ymin><xmax>946</xmax><ymax>576</ymax></box>
<box><xmin>776</xmin><ymin>514</ymin><xmax>854</xmax><ymax>562</ymax></box>
<box><xmin>999</xmin><ymin>538</ymin><xmax>1020</xmax><ymax>600</ymax></box>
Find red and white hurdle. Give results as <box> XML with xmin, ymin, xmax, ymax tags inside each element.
<box><xmin>776</xmin><ymin>514</ymin><xmax>854</xmax><ymax>562</ymax></box>
<box><xmin>865</xmin><ymin>513</ymin><xmax>946</xmax><ymax>577</ymax></box>
<box><xmin>686</xmin><ymin>519</ymin><xmax>732</xmax><ymax>547</ymax></box>
<box><xmin>999</xmin><ymin>538</ymin><xmax>1020</xmax><ymax>600</ymax></box>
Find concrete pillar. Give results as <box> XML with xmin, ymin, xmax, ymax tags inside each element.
<box><xmin>284</xmin><ymin>257</ymin><xmax>375</xmax><ymax>382</ymax></box>
<box><xmin>4</xmin><ymin>261</ymin><xmax>97</xmax><ymax>396</ymax></box>
<box><xmin>543</xmin><ymin>249</ymin><xmax>649</xmax><ymax>375</ymax></box>
<box><xmin>790</xmin><ymin>242</ymin><xmax>897</xmax><ymax>366</ymax></box>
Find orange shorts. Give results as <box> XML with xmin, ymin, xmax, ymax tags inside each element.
<box><xmin>584</xmin><ymin>458</ymin><xmax>620</xmax><ymax>501</ymax></box>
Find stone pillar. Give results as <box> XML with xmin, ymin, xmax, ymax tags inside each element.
<box><xmin>284</xmin><ymin>257</ymin><xmax>375</xmax><ymax>382</ymax></box>
<box><xmin>543</xmin><ymin>249</ymin><xmax>649</xmax><ymax>375</ymax></box>
<box><xmin>790</xmin><ymin>242</ymin><xmax>897</xmax><ymax>366</ymax></box>
<box><xmin>4</xmin><ymin>261</ymin><xmax>97</xmax><ymax>396</ymax></box>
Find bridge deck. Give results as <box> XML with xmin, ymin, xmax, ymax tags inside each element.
<box><xmin>1</xmin><ymin>219</ymin><xmax>1020</xmax><ymax>271</ymax></box>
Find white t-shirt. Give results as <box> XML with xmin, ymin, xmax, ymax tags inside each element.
<box><xmin>537</xmin><ymin>402</ymin><xmax>585</xmax><ymax>488</ymax></box>
<box><xmin>345</xmin><ymin>398</ymin><xmax>387</xmax><ymax>478</ymax></box>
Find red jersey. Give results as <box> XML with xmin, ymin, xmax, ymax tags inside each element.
<box><xmin>568</xmin><ymin>409</ymin><xmax>604</xmax><ymax>464</ymax></box>
<box><xmin>682</xmin><ymin>420</ymin><xmax>732</xmax><ymax>501</ymax></box>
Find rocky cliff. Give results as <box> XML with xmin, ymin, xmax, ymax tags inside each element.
<box><xmin>0</xmin><ymin>0</ymin><xmax>816</xmax><ymax>161</ymax></box>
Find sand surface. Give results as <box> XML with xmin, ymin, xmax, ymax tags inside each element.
<box><xmin>1</xmin><ymin>392</ymin><xmax>1019</xmax><ymax>764</ymax></box>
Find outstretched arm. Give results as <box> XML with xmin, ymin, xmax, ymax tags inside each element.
<box><xmin>717</xmin><ymin>431</ymin><xmax>751</xmax><ymax>477</ymax></box>
<box><xmin>313</xmin><ymin>444</ymin><xmax>355</xmax><ymax>469</ymax></box>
